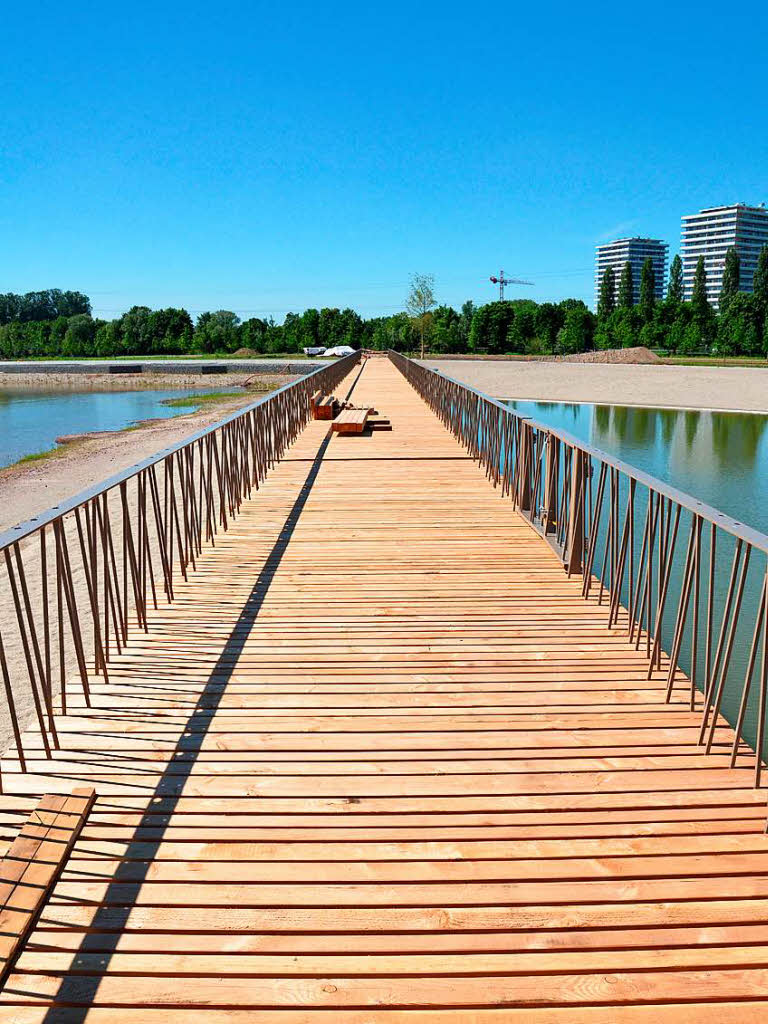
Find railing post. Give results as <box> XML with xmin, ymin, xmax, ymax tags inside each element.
<box><xmin>517</xmin><ymin>421</ymin><xmax>532</xmax><ymax>515</ymax></box>
<box><xmin>566</xmin><ymin>447</ymin><xmax>585</xmax><ymax>575</ymax></box>
<box><xmin>544</xmin><ymin>434</ymin><xmax>558</xmax><ymax>535</ymax></box>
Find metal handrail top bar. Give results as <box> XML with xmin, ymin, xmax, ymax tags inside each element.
<box><xmin>0</xmin><ymin>354</ymin><xmax>357</xmax><ymax>552</ymax></box>
<box><xmin>419</xmin><ymin>359</ymin><xmax>768</xmax><ymax>555</ymax></box>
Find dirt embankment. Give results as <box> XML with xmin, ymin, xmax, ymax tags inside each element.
<box><xmin>0</xmin><ymin>370</ymin><xmax>263</xmax><ymax>392</ymax></box>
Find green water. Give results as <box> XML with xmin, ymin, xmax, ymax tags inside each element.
<box><xmin>507</xmin><ymin>399</ymin><xmax>768</xmax><ymax>759</ymax></box>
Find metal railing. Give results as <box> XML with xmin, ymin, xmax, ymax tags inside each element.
<box><xmin>0</xmin><ymin>352</ymin><xmax>360</xmax><ymax>780</ymax></box>
<box><xmin>390</xmin><ymin>350</ymin><xmax>768</xmax><ymax>788</ymax></box>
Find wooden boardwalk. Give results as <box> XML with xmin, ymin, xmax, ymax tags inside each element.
<box><xmin>2</xmin><ymin>356</ymin><xmax>768</xmax><ymax>1021</ymax></box>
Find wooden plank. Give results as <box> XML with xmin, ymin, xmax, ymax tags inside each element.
<box><xmin>0</xmin><ymin>788</ymin><xmax>95</xmax><ymax>985</ymax></box>
<box><xmin>4</xmin><ymin>1006</ymin><xmax>767</xmax><ymax>1023</ymax></box>
<box><xmin>5</xmin><ymin>968</ymin><xmax>768</xmax><ymax>1007</ymax></box>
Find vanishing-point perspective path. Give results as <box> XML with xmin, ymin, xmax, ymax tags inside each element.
<box><xmin>2</xmin><ymin>356</ymin><xmax>768</xmax><ymax>1021</ymax></box>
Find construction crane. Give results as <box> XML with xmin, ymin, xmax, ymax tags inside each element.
<box><xmin>489</xmin><ymin>269</ymin><xmax>534</xmax><ymax>301</ymax></box>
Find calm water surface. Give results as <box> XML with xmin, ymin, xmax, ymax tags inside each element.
<box><xmin>507</xmin><ymin>399</ymin><xmax>768</xmax><ymax>537</ymax></box>
<box><xmin>507</xmin><ymin>398</ymin><xmax>768</xmax><ymax>754</ymax></box>
<box><xmin>0</xmin><ymin>388</ymin><xmax>224</xmax><ymax>469</ymax></box>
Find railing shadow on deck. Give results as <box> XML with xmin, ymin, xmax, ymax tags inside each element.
<box><xmin>389</xmin><ymin>350</ymin><xmax>768</xmax><ymax>799</ymax></box>
<box><xmin>0</xmin><ymin>352</ymin><xmax>361</xmax><ymax>784</ymax></box>
<box><xmin>11</xmin><ymin>429</ymin><xmax>338</xmax><ymax>1018</ymax></box>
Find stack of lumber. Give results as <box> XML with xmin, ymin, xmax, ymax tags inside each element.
<box><xmin>312</xmin><ymin>394</ymin><xmax>337</xmax><ymax>420</ymax></box>
<box><xmin>331</xmin><ymin>408</ymin><xmax>371</xmax><ymax>434</ymax></box>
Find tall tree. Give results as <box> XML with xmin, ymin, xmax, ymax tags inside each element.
<box><xmin>639</xmin><ymin>258</ymin><xmax>656</xmax><ymax>321</ymax></box>
<box><xmin>719</xmin><ymin>247</ymin><xmax>740</xmax><ymax>312</ymax></box>
<box><xmin>753</xmin><ymin>244</ymin><xmax>768</xmax><ymax>314</ymax></box>
<box><xmin>534</xmin><ymin>302</ymin><xmax>564</xmax><ymax>351</ymax></box>
<box><xmin>618</xmin><ymin>261</ymin><xmax>634</xmax><ymax>308</ymax></box>
<box><xmin>716</xmin><ymin>293</ymin><xmax>760</xmax><ymax>356</ymax></box>
<box><xmin>457</xmin><ymin>300</ymin><xmax>475</xmax><ymax>352</ymax></box>
<box><xmin>667</xmin><ymin>254</ymin><xmax>684</xmax><ymax>304</ymax></box>
<box><xmin>691</xmin><ymin>257</ymin><xmax>710</xmax><ymax>317</ymax></box>
<box><xmin>405</xmin><ymin>273</ymin><xmax>436</xmax><ymax>358</ymax></box>
<box><xmin>598</xmin><ymin>267</ymin><xmax>616</xmax><ymax>319</ymax></box>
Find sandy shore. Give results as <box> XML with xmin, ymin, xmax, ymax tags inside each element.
<box><xmin>424</xmin><ymin>359</ymin><xmax>768</xmax><ymax>414</ymax></box>
<box><xmin>0</xmin><ymin>375</ymin><xmax>294</xmax><ymax>534</ymax></box>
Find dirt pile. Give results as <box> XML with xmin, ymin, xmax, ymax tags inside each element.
<box><xmin>556</xmin><ymin>346</ymin><xmax>661</xmax><ymax>364</ymax></box>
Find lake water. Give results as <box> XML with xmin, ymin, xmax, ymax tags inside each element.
<box><xmin>507</xmin><ymin>398</ymin><xmax>768</xmax><ymax>756</ymax></box>
<box><xmin>507</xmin><ymin>400</ymin><xmax>768</xmax><ymax>538</ymax></box>
<box><xmin>0</xmin><ymin>388</ymin><xmax>223</xmax><ymax>469</ymax></box>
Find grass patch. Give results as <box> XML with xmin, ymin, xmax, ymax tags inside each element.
<box><xmin>661</xmin><ymin>356</ymin><xmax>768</xmax><ymax>368</ymax></box>
<box><xmin>163</xmin><ymin>390</ymin><xmax>247</xmax><ymax>409</ymax></box>
<box><xmin>14</xmin><ymin>448</ymin><xmax>57</xmax><ymax>466</ymax></box>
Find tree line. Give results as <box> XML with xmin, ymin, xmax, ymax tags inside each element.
<box><xmin>596</xmin><ymin>245</ymin><xmax>768</xmax><ymax>355</ymax></box>
<box><xmin>0</xmin><ymin>293</ymin><xmax>597</xmax><ymax>360</ymax></box>
<box><xmin>0</xmin><ymin>289</ymin><xmax>91</xmax><ymax>324</ymax></box>
<box><xmin>2</xmin><ymin>249</ymin><xmax>766</xmax><ymax>360</ymax></box>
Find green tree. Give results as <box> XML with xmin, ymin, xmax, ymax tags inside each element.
<box><xmin>534</xmin><ymin>302</ymin><xmax>564</xmax><ymax>352</ymax></box>
<box><xmin>598</xmin><ymin>266</ymin><xmax>616</xmax><ymax>319</ymax></box>
<box><xmin>690</xmin><ymin>257</ymin><xmax>715</xmax><ymax>350</ymax></box>
<box><xmin>195</xmin><ymin>311</ymin><xmax>241</xmax><ymax>353</ymax></box>
<box><xmin>509</xmin><ymin>299</ymin><xmax>538</xmax><ymax>352</ymax></box>
<box><xmin>639</xmin><ymin>258</ymin><xmax>656</xmax><ymax>321</ymax></box>
<box><xmin>405</xmin><ymin>273</ymin><xmax>436</xmax><ymax>357</ymax></box>
<box><xmin>457</xmin><ymin>301</ymin><xmax>475</xmax><ymax>352</ymax></box>
<box><xmin>556</xmin><ymin>307</ymin><xmax>595</xmax><ymax>354</ymax></box>
<box><xmin>609</xmin><ymin>307</ymin><xmax>639</xmax><ymax>348</ymax></box>
<box><xmin>146</xmin><ymin>308</ymin><xmax>194</xmax><ymax>354</ymax></box>
<box><xmin>715</xmin><ymin>293</ymin><xmax>761</xmax><ymax>356</ymax></box>
<box><xmin>469</xmin><ymin>302</ymin><xmax>513</xmax><ymax>354</ymax></box>
<box><xmin>753</xmin><ymin>245</ymin><xmax>768</xmax><ymax>316</ymax></box>
<box><xmin>240</xmin><ymin>317</ymin><xmax>269</xmax><ymax>352</ymax></box>
<box><xmin>430</xmin><ymin>306</ymin><xmax>461</xmax><ymax>354</ymax></box>
<box><xmin>666</xmin><ymin>304</ymin><xmax>693</xmax><ymax>354</ymax></box>
<box><xmin>117</xmin><ymin>306</ymin><xmax>153</xmax><ymax>354</ymax></box>
<box><xmin>61</xmin><ymin>315</ymin><xmax>99</xmax><ymax>357</ymax></box>
<box><xmin>719</xmin><ymin>247</ymin><xmax>740</xmax><ymax>312</ymax></box>
<box><xmin>0</xmin><ymin>289</ymin><xmax>91</xmax><ymax>325</ymax></box>
<box><xmin>691</xmin><ymin>257</ymin><xmax>710</xmax><ymax>317</ymax></box>
<box><xmin>94</xmin><ymin>321</ymin><xmax>123</xmax><ymax>357</ymax></box>
<box><xmin>618</xmin><ymin>262</ymin><xmax>634</xmax><ymax>308</ymax></box>
<box><xmin>338</xmin><ymin>308</ymin><xmax>364</xmax><ymax>349</ymax></box>
<box><xmin>667</xmin><ymin>255</ymin><xmax>684</xmax><ymax>304</ymax></box>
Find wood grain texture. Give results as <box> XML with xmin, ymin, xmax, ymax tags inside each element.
<box><xmin>0</xmin><ymin>357</ymin><xmax>766</xmax><ymax>1018</ymax></box>
<box><xmin>0</xmin><ymin>787</ymin><xmax>94</xmax><ymax>986</ymax></box>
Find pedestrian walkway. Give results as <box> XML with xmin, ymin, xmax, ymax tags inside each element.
<box><xmin>2</xmin><ymin>357</ymin><xmax>768</xmax><ymax>1021</ymax></box>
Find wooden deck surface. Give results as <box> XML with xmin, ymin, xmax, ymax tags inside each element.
<box><xmin>2</xmin><ymin>356</ymin><xmax>768</xmax><ymax>1021</ymax></box>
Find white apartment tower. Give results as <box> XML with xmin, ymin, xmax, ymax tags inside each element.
<box><xmin>594</xmin><ymin>237</ymin><xmax>668</xmax><ymax>309</ymax></box>
<box><xmin>680</xmin><ymin>204</ymin><xmax>768</xmax><ymax>307</ymax></box>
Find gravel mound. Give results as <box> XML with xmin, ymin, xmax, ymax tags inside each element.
<box><xmin>556</xmin><ymin>346</ymin><xmax>661</xmax><ymax>364</ymax></box>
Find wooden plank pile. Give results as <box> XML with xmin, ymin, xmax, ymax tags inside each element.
<box><xmin>311</xmin><ymin>391</ymin><xmax>338</xmax><ymax>420</ymax></box>
<box><xmin>332</xmin><ymin>408</ymin><xmax>370</xmax><ymax>434</ymax></box>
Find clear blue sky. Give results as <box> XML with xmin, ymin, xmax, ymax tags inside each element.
<box><xmin>1</xmin><ymin>1</ymin><xmax>766</xmax><ymax>319</ymax></box>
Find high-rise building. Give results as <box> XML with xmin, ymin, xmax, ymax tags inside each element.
<box><xmin>594</xmin><ymin>237</ymin><xmax>668</xmax><ymax>309</ymax></box>
<box><xmin>680</xmin><ymin>204</ymin><xmax>768</xmax><ymax>307</ymax></box>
